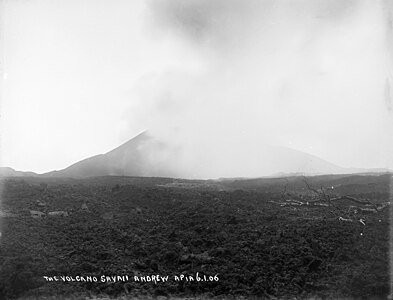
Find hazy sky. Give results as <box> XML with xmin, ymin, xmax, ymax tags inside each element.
<box><xmin>1</xmin><ymin>0</ymin><xmax>393</xmax><ymax>173</ymax></box>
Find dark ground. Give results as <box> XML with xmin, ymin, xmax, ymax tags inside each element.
<box><xmin>0</xmin><ymin>174</ymin><xmax>391</xmax><ymax>299</ymax></box>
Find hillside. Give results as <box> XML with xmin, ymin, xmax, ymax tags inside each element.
<box><xmin>0</xmin><ymin>167</ymin><xmax>37</xmax><ymax>177</ymax></box>
<box><xmin>2</xmin><ymin>131</ymin><xmax>390</xmax><ymax>179</ymax></box>
<box><xmin>43</xmin><ymin>132</ymin><xmax>180</xmax><ymax>178</ymax></box>
<box><xmin>41</xmin><ymin>132</ymin><xmax>351</xmax><ymax>179</ymax></box>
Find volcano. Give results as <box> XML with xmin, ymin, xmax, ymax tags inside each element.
<box><xmin>43</xmin><ymin>131</ymin><xmax>181</xmax><ymax>178</ymax></box>
<box><xmin>39</xmin><ymin>131</ymin><xmax>363</xmax><ymax>179</ymax></box>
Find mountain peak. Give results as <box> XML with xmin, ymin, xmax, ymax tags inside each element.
<box><xmin>3</xmin><ymin>132</ymin><xmax>391</xmax><ymax>179</ymax></box>
<box><xmin>39</xmin><ymin>131</ymin><xmax>347</xmax><ymax>179</ymax></box>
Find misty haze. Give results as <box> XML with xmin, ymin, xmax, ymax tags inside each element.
<box><xmin>1</xmin><ymin>0</ymin><xmax>393</xmax><ymax>176</ymax></box>
<box><xmin>0</xmin><ymin>0</ymin><xmax>392</xmax><ymax>299</ymax></box>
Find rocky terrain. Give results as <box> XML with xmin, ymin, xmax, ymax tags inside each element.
<box><xmin>0</xmin><ymin>174</ymin><xmax>391</xmax><ymax>299</ymax></box>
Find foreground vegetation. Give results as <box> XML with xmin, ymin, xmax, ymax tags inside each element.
<box><xmin>0</xmin><ymin>174</ymin><xmax>391</xmax><ymax>299</ymax></box>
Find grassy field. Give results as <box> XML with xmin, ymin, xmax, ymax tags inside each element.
<box><xmin>0</xmin><ymin>174</ymin><xmax>391</xmax><ymax>299</ymax></box>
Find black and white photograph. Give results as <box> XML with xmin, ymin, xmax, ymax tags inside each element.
<box><xmin>0</xmin><ymin>0</ymin><xmax>392</xmax><ymax>299</ymax></box>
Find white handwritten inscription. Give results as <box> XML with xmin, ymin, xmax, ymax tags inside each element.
<box><xmin>43</xmin><ymin>273</ymin><xmax>219</xmax><ymax>284</ymax></box>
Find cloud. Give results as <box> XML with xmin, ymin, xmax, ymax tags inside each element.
<box><xmin>123</xmin><ymin>0</ymin><xmax>393</xmax><ymax>172</ymax></box>
<box><xmin>4</xmin><ymin>0</ymin><xmax>391</xmax><ymax>174</ymax></box>
<box><xmin>146</xmin><ymin>0</ymin><xmax>360</xmax><ymax>51</ymax></box>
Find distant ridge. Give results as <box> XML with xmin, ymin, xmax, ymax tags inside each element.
<box><xmin>0</xmin><ymin>167</ymin><xmax>38</xmax><ymax>177</ymax></box>
<box><xmin>269</xmin><ymin>168</ymin><xmax>392</xmax><ymax>178</ymax></box>
<box><xmin>1</xmin><ymin>131</ymin><xmax>391</xmax><ymax>179</ymax></box>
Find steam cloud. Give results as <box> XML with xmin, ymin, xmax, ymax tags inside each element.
<box><xmin>123</xmin><ymin>0</ymin><xmax>393</xmax><ymax>175</ymax></box>
<box><xmin>1</xmin><ymin>0</ymin><xmax>392</xmax><ymax>176</ymax></box>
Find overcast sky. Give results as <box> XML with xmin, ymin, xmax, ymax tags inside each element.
<box><xmin>1</xmin><ymin>0</ymin><xmax>393</xmax><ymax>173</ymax></box>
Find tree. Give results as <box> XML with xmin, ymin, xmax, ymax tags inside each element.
<box><xmin>271</xmin><ymin>176</ymin><xmax>389</xmax><ymax>224</ymax></box>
